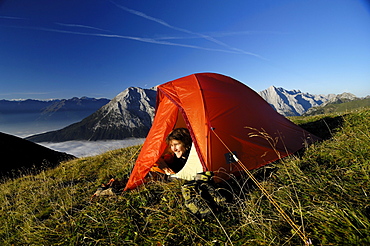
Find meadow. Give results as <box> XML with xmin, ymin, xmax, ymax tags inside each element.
<box><xmin>1</xmin><ymin>109</ymin><xmax>369</xmax><ymax>245</ymax></box>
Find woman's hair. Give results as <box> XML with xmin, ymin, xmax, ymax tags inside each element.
<box><xmin>166</xmin><ymin>128</ymin><xmax>192</xmax><ymax>150</ymax></box>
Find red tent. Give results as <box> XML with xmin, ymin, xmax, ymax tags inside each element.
<box><xmin>124</xmin><ymin>73</ymin><xmax>319</xmax><ymax>190</ymax></box>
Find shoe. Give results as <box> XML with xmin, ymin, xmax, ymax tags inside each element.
<box><xmin>181</xmin><ymin>181</ymin><xmax>212</xmax><ymax>218</ymax></box>
<box><xmin>195</xmin><ymin>171</ymin><xmax>214</xmax><ymax>182</ymax></box>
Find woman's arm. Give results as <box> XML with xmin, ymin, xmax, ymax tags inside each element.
<box><xmin>156</xmin><ymin>155</ymin><xmax>175</xmax><ymax>175</ymax></box>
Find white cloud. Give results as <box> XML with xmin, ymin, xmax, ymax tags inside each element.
<box><xmin>39</xmin><ymin>139</ymin><xmax>145</xmax><ymax>157</ymax></box>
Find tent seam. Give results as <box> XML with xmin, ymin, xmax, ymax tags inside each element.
<box><xmin>158</xmin><ymin>80</ymin><xmax>207</xmax><ymax>171</ymax></box>
<box><xmin>193</xmin><ymin>73</ymin><xmax>213</xmax><ymax>171</ymax></box>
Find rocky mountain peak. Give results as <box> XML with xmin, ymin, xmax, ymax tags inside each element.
<box><xmin>98</xmin><ymin>87</ymin><xmax>156</xmax><ymax>130</ymax></box>
<box><xmin>259</xmin><ymin>86</ymin><xmax>330</xmax><ymax>116</ymax></box>
<box><xmin>321</xmin><ymin>92</ymin><xmax>358</xmax><ymax>106</ymax></box>
<box><xmin>26</xmin><ymin>87</ymin><xmax>157</xmax><ymax>142</ymax></box>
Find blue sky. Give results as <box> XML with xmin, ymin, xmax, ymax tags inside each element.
<box><xmin>1</xmin><ymin>0</ymin><xmax>369</xmax><ymax>100</ymax></box>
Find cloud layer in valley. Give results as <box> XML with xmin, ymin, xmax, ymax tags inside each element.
<box><xmin>39</xmin><ymin>139</ymin><xmax>145</xmax><ymax>157</ymax></box>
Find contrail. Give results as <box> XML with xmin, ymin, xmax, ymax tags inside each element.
<box><xmin>148</xmin><ymin>30</ymin><xmax>285</xmax><ymax>40</ymax></box>
<box><xmin>206</xmin><ymin>30</ymin><xmax>288</xmax><ymax>37</ymax></box>
<box><xmin>109</xmin><ymin>0</ymin><xmax>266</xmax><ymax>60</ymax></box>
<box><xmin>0</xmin><ymin>15</ymin><xmax>27</xmax><ymax>20</ymax></box>
<box><xmin>2</xmin><ymin>24</ymin><xmax>243</xmax><ymax>54</ymax></box>
<box><xmin>55</xmin><ymin>22</ymin><xmax>111</xmax><ymax>33</ymax></box>
<box><xmin>1</xmin><ymin>9</ymin><xmax>266</xmax><ymax>58</ymax></box>
<box><xmin>0</xmin><ymin>15</ymin><xmax>108</xmax><ymax>32</ymax></box>
<box><xmin>109</xmin><ymin>1</ymin><xmax>174</xmax><ymax>29</ymax></box>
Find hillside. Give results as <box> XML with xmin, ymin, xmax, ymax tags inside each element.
<box><xmin>1</xmin><ymin>109</ymin><xmax>369</xmax><ymax>245</ymax></box>
<box><xmin>0</xmin><ymin>132</ymin><xmax>75</xmax><ymax>178</ymax></box>
<box><xmin>304</xmin><ymin>97</ymin><xmax>370</xmax><ymax>116</ymax></box>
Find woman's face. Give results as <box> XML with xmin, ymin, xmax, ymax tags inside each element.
<box><xmin>169</xmin><ymin>139</ymin><xmax>186</xmax><ymax>158</ymax></box>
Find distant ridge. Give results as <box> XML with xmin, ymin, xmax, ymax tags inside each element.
<box><xmin>0</xmin><ymin>97</ymin><xmax>110</xmax><ymax>118</ymax></box>
<box><xmin>25</xmin><ymin>87</ymin><xmax>156</xmax><ymax>142</ymax></box>
<box><xmin>0</xmin><ymin>132</ymin><xmax>75</xmax><ymax>179</ymax></box>
<box><xmin>304</xmin><ymin>97</ymin><xmax>369</xmax><ymax>116</ymax></box>
<box><xmin>258</xmin><ymin>86</ymin><xmax>357</xmax><ymax>116</ymax></box>
<box><xmin>0</xmin><ymin>97</ymin><xmax>110</xmax><ymax>137</ymax></box>
<box><xmin>38</xmin><ymin>97</ymin><xmax>111</xmax><ymax>121</ymax></box>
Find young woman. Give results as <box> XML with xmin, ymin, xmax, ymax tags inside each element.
<box><xmin>94</xmin><ymin>128</ymin><xmax>192</xmax><ymax>197</ymax></box>
<box><xmin>153</xmin><ymin>128</ymin><xmax>192</xmax><ymax>175</ymax></box>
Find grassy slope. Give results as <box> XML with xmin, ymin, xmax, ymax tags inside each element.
<box><xmin>1</xmin><ymin>109</ymin><xmax>369</xmax><ymax>245</ymax></box>
<box><xmin>304</xmin><ymin>97</ymin><xmax>370</xmax><ymax>116</ymax></box>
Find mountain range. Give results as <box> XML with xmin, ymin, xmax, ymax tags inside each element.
<box><xmin>258</xmin><ymin>86</ymin><xmax>358</xmax><ymax>116</ymax></box>
<box><xmin>25</xmin><ymin>87</ymin><xmax>156</xmax><ymax>142</ymax></box>
<box><xmin>0</xmin><ymin>97</ymin><xmax>110</xmax><ymax>122</ymax></box>
<box><xmin>0</xmin><ymin>97</ymin><xmax>110</xmax><ymax>137</ymax></box>
<box><xmin>1</xmin><ymin>85</ymin><xmax>361</xmax><ymax>143</ymax></box>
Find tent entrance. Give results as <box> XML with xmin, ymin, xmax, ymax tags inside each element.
<box><xmin>164</xmin><ymin>110</ymin><xmax>204</xmax><ymax>180</ymax></box>
<box><xmin>170</xmin><ymin>143</ymin><xmax>204</xmax><ymax>180</ymax></box>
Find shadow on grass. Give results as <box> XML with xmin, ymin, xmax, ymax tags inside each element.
<box><xmin>215</xmin><ymin>165</ymin><xmax>279</xmax><ymax>200</ymax></box>
<box><xmin>299</xmin><ymin>115</ymin><xmax>345</xmax><ymax>140</ymax></box>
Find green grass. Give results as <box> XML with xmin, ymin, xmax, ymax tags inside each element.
<box><xmin>304</xmin><ymin>97</ymin><xmax>370</xmax><ymax>116</ymax></box>
<box><xmin>1</xmin><ymin>109</ymin><xmax>369</xmax><ymax>245</ymax></box>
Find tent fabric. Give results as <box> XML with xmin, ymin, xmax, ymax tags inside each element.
<box><xmin>124</xmin><ymin>73</ymin><xmax>320</xmax><ymax>190</ymax></box>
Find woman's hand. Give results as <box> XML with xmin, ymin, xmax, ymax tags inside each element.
<box><xmin>157</xmin><ymin>158</ymin><xmax>175</xmax><ymax>175</ymax></box>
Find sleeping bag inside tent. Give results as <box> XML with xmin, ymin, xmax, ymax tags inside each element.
<box><xmin>124</xmin><ymin>73</ymin><xmax>320</xmax><ymax>190</ymax></box>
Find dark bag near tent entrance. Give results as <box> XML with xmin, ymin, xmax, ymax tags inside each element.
<box><xmin>91</xmin><ymin>178</ymin><xmax>127</xmax><ymax>200</ymax></box>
